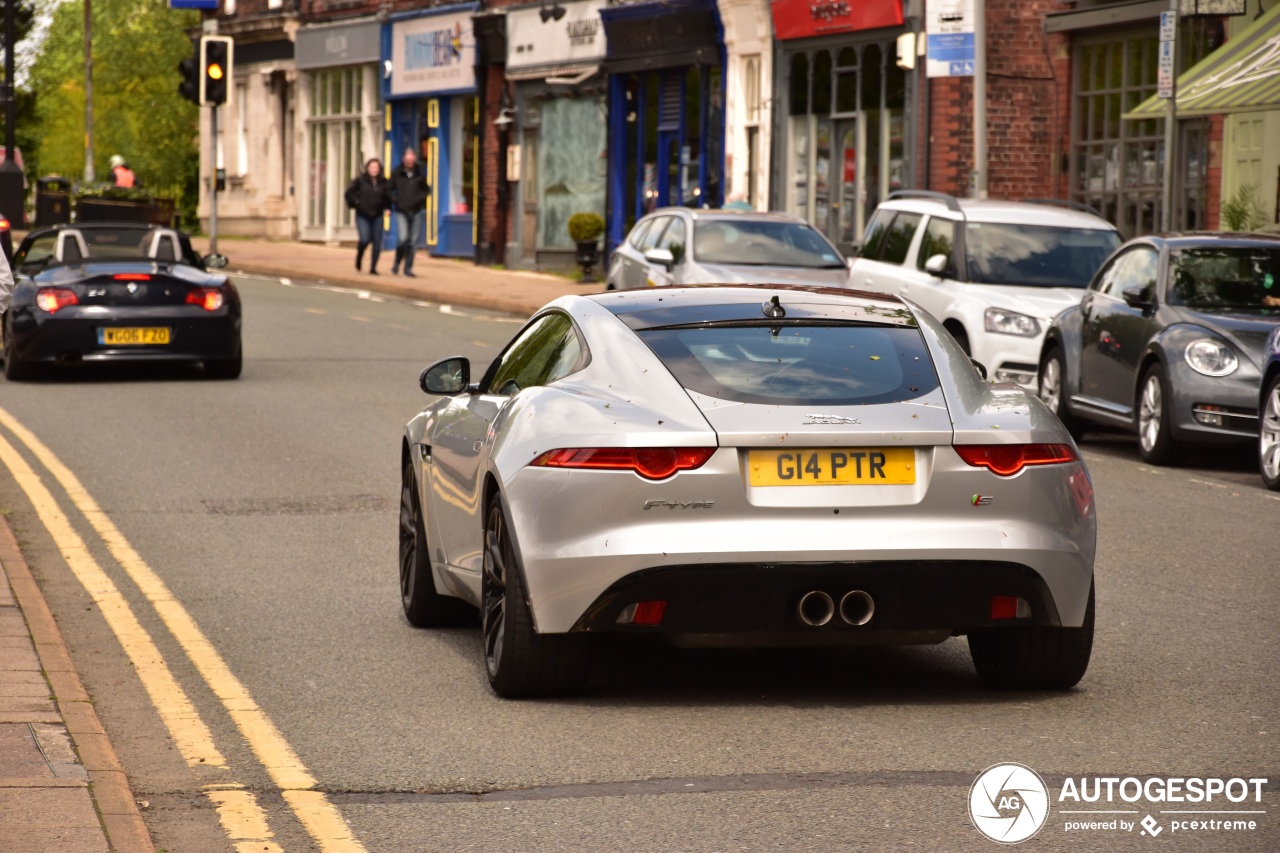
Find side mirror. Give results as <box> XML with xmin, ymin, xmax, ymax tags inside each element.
<box><xmin>1122</xmin><ymin>286</ymin><xmax>1153</xmax><ymax>310</ymax></box>
<box><xmin>970</xmin><ymin>358</ymin><xmax>988</xmax><ymax>381</ymax></box>
<box><xmin>420</xmin><ymin>356</ymin><xmax>471</xmax><ymax>395</ymax></box>
<box><xmin>203</xmin><ymin>253</ymin><xmax>229</xmax><ymax>270</ymax></box>
<box><xmin>924</xmin><ymin>254</ymin><xmax>950</xmax><ymax>277</ymax></box>
<box><xmin>643</xmin><ymin>247</ymin><xmax>675</xmax><ymax>270</ymax></box>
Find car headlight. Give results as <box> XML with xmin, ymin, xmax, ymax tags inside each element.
<box><xmin>983</xmin><ymin>308</ymin><xmax>1041</xmax><ymax>338</ymax></box>
<box><xmin>1184</xmin><ymin>339</ymin><xmax>1238</xmax><ymax>376</ymax></box>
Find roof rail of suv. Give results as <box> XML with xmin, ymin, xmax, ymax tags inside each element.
<box><xmin>885</xmin><ymin>189</ymin><xmax>964</xmax><ymax>214</ymax></box>
<box><xmin>1022</xmin><ymin>198</ymin><xmax>1106</xmax><ymax>220</ymax></box>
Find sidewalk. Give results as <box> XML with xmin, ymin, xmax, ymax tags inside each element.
<box><xmin>191</xmin><ymin>236</ymin><xmax>597</xmax><ymax>317</ymax></box>
<box><xmin>0</xmin><ymin>518</ymin><xmax>152</xmax><ymax>852</ymax></box>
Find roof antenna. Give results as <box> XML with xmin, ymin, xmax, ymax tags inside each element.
<box><xmin>762</xmin><ymin>294</ymin><xmax>786</xmax><ymax>319</ymax></box>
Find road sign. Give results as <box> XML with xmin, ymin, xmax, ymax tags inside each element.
<box><xmin>926</xmin><ymin>0</ymin><xmax>975</xmax><ymax>78</ymax></box>
<box><xmin>170</xmin><ymin>0</ymin><xmax>219</xmax><ymax>8</ymax></box>
<box><xmin>1159</xmin><ymin>10</ymin><xmax>1177</xmax><ymax>42</ymax></box>
<box><xmin>1158</xmin><ymin>11</ymin><xmax>1177</xmax><ymax>99</ymax></box>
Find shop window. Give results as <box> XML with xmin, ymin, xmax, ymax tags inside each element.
<box><xmin>538</xmin><ymin>94</ymin><xmax>608</xmax><ymax>248</ymax></box>
<box><xmin>790</xmin><ymin>53</ymin><xmax>809</xmax><ymax>116</ymax></box>
<box><xmin>836</xmin><ymin>48</ymin><xmax>857</xmax><ymax>114</ymax></box>
<box><xmin>305</xmin><ymin>66</ymin><xmax>368</xmax><ymax>232</ymax></box>
<box><xmin>812</xmin><ymin>50</ymin><xmax>832</xmax><ymax>116</ymax></box>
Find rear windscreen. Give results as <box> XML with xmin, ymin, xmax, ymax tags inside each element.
<box><xmin>638</xmin><ymin>324</ymin><xmax>940</xmax><ymax>406</ymax></box>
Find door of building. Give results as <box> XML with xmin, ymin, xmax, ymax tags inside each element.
<box><xmin>833</xmin><ymin>120</ymin><xmax>859</xmax><ymax>254</ymax></box>
<box><xmin>521</xmin><ymin>128</ymin><xmax>539</xmax><ymax>259</ymax></box>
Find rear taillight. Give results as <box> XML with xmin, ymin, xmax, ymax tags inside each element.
<box><xmin>185</xmin><ymin>287</ymin><xmax>225</xmax><ymax>311</ymax></box>
<box><xmin>530</xmin><ymin>447</ymin><xmax>716</xmax><ymax>480</ymax></box>
<box><xmin>113</xmin><ymin>273</ymin><xmax>151</xmax><ymax>281</ymax></box>
<box><xmin>35</xmin><ymin>288</ymin><xmax>79</xmax><ymax>313</ymax></box>
<box><xmin>0</xmin><ymin>217</ymin><xmax>10</xmax><ymax>232</ymax></box>
<box><xmin>954</xmin><ymin>444</ymin><xmax>1077</xmax><ymax>477</ymax></box>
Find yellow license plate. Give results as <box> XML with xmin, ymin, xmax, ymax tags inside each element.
<box><xmin>748</xmin><ymin>448</ymin><xmax>916</xmax><ymax>486</ymax></box>
<box><xmin>99</xmin><ymin>327</ymin><xmax>171</xmax><ymax>346</ymax></box>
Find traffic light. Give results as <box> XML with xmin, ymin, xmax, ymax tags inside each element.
<box><xmin>200</xmin><ymin>36</ymin><xmax>233</xmax><ymax>107</ymax></box>
<box><xmin>178</xmin><ymin>39</ymin><xmax>200</xmax><ymax>105</ymax></box>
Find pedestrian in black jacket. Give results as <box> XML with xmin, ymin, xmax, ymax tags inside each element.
<box><xmin>387</xmin><ymin>149</ymin><xmax>430</xmax><ymax>277</ymax></box>
<box><xmin>345</xmin><ymin>159</ymin><xmax>389</xmax><ymax>274</ymax></box>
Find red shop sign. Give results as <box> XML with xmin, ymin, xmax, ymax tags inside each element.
<box><xmin>769</xmin><ymin>0</ymin><xmax>902</xmax><ymax>40</ymax></box>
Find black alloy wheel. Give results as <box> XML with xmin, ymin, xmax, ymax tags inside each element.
<box><xmin>399</xmin><ymin>461</ymin><xmax>471</xmax><ymax>627</ymax></box>
<box><xmin>1039</xmin><ymin>347</ymin><xmax>1085</xmax><ymax>441</ymax></box>
<box><xmin>482</xmin><ymin>494</ymin><xmax>590</xmax><ymax>698</ymax></box>
<box><xmin>2</xmin><ymin>312</ymin><xmax>33</xmax><ymax>382</ymax></box>
<box><xmin>969</xmin><ymin>583</ymin><xmax>1095</xmax><ymax>690</ymax></box>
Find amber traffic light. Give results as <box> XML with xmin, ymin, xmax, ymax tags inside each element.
<box><xmin>199</xmin><ymin>36</ymin><xmax>233</xmax><ymax>107</ymax></box>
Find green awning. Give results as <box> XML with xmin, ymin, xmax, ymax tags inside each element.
<box><xmin>1125</xmin><ymin>2</ymin><xmax>1280</xmax><ymax>119</ymax></box>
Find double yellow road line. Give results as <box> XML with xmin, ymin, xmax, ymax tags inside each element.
<box><xmin>0</xmin><ymin>405</ymin><xmax>367</xmax><ymax>853</ymax></box>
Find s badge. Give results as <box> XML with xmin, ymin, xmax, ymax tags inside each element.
<box><xmin>971</xmin><ymin>495</ymin><xmax>994</xmax><ymax>506</ymax></box>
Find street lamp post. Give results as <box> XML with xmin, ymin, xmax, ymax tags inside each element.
<box><xmin>84</xmin><ymin>0</ymin><xmax>94</xmax><ymax>184</ymax></box>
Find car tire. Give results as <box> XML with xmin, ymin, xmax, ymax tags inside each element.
<box><xmin>1039</xmin><ymin>347</ymin><xmax>1086</xmax><ymax>441</ymax></box>
<box><xmin>399</xmin><ymin>461</ymin><xmax>473</xmax><ymax>628</ymax></box>
<box><xmin>482</xmin><ymin>494</ymin><xmax>590</xmax><ymax>698</ymax></box>
<box><xmin>2</xmin><ymin>313</ymin><xmax>35</xmax><ymax>382</ymax></box>
<box><xmin>1136</xmin><ymin>363</ymin><xmax>1184</xmax><ymax>465</ymax></box>
<box><xmin>204</xmin><ymin>344</ymin><xmax>243</xmax><ymax>380</ymax></box>
<box><xmin>969</xmin><ymin>583</ymin><xmax>1095</xmax><ymax>690</ymax></box>
<box><xmin>1259</xmin><ymin>373</ymin><xmax>1280</xmax><ymax>491</ymax></box>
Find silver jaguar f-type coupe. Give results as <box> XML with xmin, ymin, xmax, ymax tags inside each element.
<box><xmin>400</xmin><ymin>286</ymin><xmax>1097</xmax><ymax>697</ymax></box>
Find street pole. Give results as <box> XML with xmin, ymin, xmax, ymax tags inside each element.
<box><xmin>83</xmin><ymin>0</ymin><xmax>94</xmax><ymax>183</ymax></box>
<box><xmin>1161</xmin><ymin>1</ymin><xmax>1178</xmax><ymax>232</ymax></box>
<box><xmin>209</xmin><ymin>104</ymin><xmax>218</xmax><ymax>254</ymax></box>
<box><xmin>972</xmin><ymin>0</ymin><xmax>988</xmax><ymax>198</ymax></box>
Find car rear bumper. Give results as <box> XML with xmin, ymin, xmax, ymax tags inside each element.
<box><xmin>9</xmin><ymin>306</ymin><xmax>241</xmax><ymax>364</ymax></box>
<box><xmin>570</xmin><ymin>560</ymin><xmax>1062</xmax><ymax>646</ymax></box>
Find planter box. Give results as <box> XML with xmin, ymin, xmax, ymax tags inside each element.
<box><xmin>77</xmin><ymin>197</ymin><xmax>150</xmax><ymax>224</ymax></box>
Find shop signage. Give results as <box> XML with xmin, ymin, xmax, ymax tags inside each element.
<box><xmin>390</xmin><ymin>11</ymin><xmax>477</xmax><ymax>97</ymax></box>
<box><xmin>297</xmin><ymin>21</ymin><xmax>381</xmax><ymax>70</ymax></box>
<box><xmin>507</xmin><ymin>0</ymin><xmax>608</xmax><ymax>72</ymax></box>
<box><xmin>769</xmin><ymin>0</ymin><xmax>902</xmax><ymax>40</ymax></box>
<box><xmin>925</xmin><ymin>0</ymin><xmax>975</xmax><ymax>78</ymax></box>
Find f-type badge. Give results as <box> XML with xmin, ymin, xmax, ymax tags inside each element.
<box><xmin>803</xmin><ymin>413</ymin><xmax>861</xmax><ymax>425</ymax></box>
<box><xmin>972</xmin><ymin>495</ymin><xmax>994</xmax><ymax>506</ymax></box>
<box><xmin>643</xmin><ymin>500</ymin><xmax>714</xmax><ymax>510</ymax></box>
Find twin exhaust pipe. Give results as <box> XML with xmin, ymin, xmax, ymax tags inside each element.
<box><xmin>797</xmin><ymin>590</ymin><xmax>875</xmax><ymax>627</ymax></box>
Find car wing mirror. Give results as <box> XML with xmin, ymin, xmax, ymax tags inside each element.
<box><xmin>924</xmin><ymin>254</ymin><xmax>950</xmax><ymax>277</ymax></box>
<box><xmin>1121</xmin><ymin>286</ymin><xmax>1153</xmax><ymax>310</ymax></box>
<box><xmin>420</xmin><ymin>356</ymin><xmax>471</xmax><ymax>395</ymax></box>
<box><xmin>643</xmin><ymin>247</ymin><xmax>675</xmax><ymax>270</ymax></box>
<box><xmin>203</xmin><ymin>253</ymin><xmax>229</xmax><ymax>270</ymax></box>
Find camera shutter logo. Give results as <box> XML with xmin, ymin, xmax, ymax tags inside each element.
<box><xmin>969</xmin><ymin>763</ymin><xmax>1051</xmax><ymax>844</ymax></box>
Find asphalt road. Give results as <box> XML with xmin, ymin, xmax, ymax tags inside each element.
<box><xmin>0</xmin><ymin>275</ymin><xmax>1276</xmax><ymax>852</ymax></box>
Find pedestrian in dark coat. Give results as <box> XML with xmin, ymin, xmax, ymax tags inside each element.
<box><xmin>345</xmin><ymin>159</ymin><xmax>389</xmax><ymax>274</ymax></box>
<box><xmin>387</xmin><ymin>148</ymin><xmax>430</xmax><ymax>277</ymax></box>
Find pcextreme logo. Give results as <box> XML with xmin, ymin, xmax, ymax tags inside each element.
<box><xmin>969</xmin><ymin>763</ymin><xmax>1051</xmax><ymax>844</ymax></box>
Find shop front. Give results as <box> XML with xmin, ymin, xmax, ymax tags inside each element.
<box><xmin>505</xmin><ymin>0</ymin><xmax>609</xmax><ymax>269</ymax></box>
<box><xmin>769</xmin><ymin>0</ymin><xmax>910</xmax><ymax>255</ymax></box>
<box><xmin>297</xmin><ymin>19</ymin><xmax>383</xmax><ymax>244</ymax></box>
<box><xmin>601</xmin><ymin>0</ymin><xmax>727</xmax><ymax>253</ymax></box>
<box><xmin>384</xmin><ymin>6</ymin><xmax>480</xmax><ymax>258</ymax></box>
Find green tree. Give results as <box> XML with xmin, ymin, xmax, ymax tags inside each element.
<box><xmin>1</xmin><ymin>0</ymin><xmax>38</xmax><ymax>169</ymax></box>
<box><xmin>28</xmin><ymin>0</ymin><xmax>199</xmax><ymax>204</ymax></box>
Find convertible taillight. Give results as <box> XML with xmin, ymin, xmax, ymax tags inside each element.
<box><xmin>530</xmin><ymin>447</ymin><xmax>716</xmax><ymax>480</ymax></box>
<box><xmin>185</xmin><ymin>287</ymin><xmax>225</xmax><ymax>311</ymax></box>
<box><xmin>954</xmin><ymin>444</ymin><xmax>1077</xmax><ymax>477</ymax></box>
<box><xmin>35</xmin><ymin>288</ymin><xmax>79</xmax><ymax>313</ymax></box>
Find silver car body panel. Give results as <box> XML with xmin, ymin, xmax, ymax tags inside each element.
<box><xmin>406</xmin><ymin>286</ymin><xmax>1096</xmax><ymax>639</ymax></box>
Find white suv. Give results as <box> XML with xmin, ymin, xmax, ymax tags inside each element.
<box><xmin>850</xmin><ymin>191</ymin><xmax>1121</xmax><ymax>391</ymax></box>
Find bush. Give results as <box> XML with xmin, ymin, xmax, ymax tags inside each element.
<box><xmin>1220</xmin><ymin>183</ymin><xmax>1267</xmax><ymax>232</ymax></box>
<box><xmin>567</xmin><ymin>211</ymin><xmax>604</xmax><ymax>243</ymax></box>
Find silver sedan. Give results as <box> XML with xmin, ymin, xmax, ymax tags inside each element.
<box><xmin>607</xmin><ymin>209</ymin><xmax>853</xmax><ymax>290</ymax></box>
<box><xmin>400</xmin><ymin>286</ymin><xmax>1097</xmax><ymax>697</ymax></box>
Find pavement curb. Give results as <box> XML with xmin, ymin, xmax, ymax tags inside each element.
<box><xmin>0</xmin><ymin>516</ymin><xmax>155</xmax><ymax>853</ymax></box>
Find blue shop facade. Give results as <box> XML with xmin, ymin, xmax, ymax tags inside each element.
<box><xmin>601</xmin><ymin>0</ymin><xmax>727</xmax><ymax>254</ymax></box>
<box><xmin>382</xmin><ymin>5</ymin><xmax>481</xmax><ymax>258</ymax></box>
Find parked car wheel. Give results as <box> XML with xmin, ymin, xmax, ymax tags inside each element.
<box><xmin>399</xmin><ymin>462</ymin><xmax>473</xmax><ymax>627</ymax></box>
<box><xmin>2</xmin><ymin>313</ymin><xmax>34</xmax><ymax>382</ymax></box>
<box><xmin>1039</xmin><ymin>347</ymin><xmax>1085</xmax><ymax>441</ymax></box>
<box><xmin>1260</xmin><ymin>373</ymin><xmax>1280</xmax><ymax>491</ymax></box>
<box><xmin>1136</xmin><ymin>363</ymin><xmax>1184</xmax><ymax>465</ymax></box>
<box><xmin>482</xmin><ymin>494</ymin><xmax>590</xmax><ymax>698</ymax></box>
<box><xmin>969</xmin><ymin>584</ymin><xmax>1094</xmax><ymax>690</ymax></box>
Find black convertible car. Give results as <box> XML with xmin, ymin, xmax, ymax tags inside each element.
<box><xmin>1</xmin><ymin>223</ymin><xmax>241</xmax><ymax>381</ymax></box>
